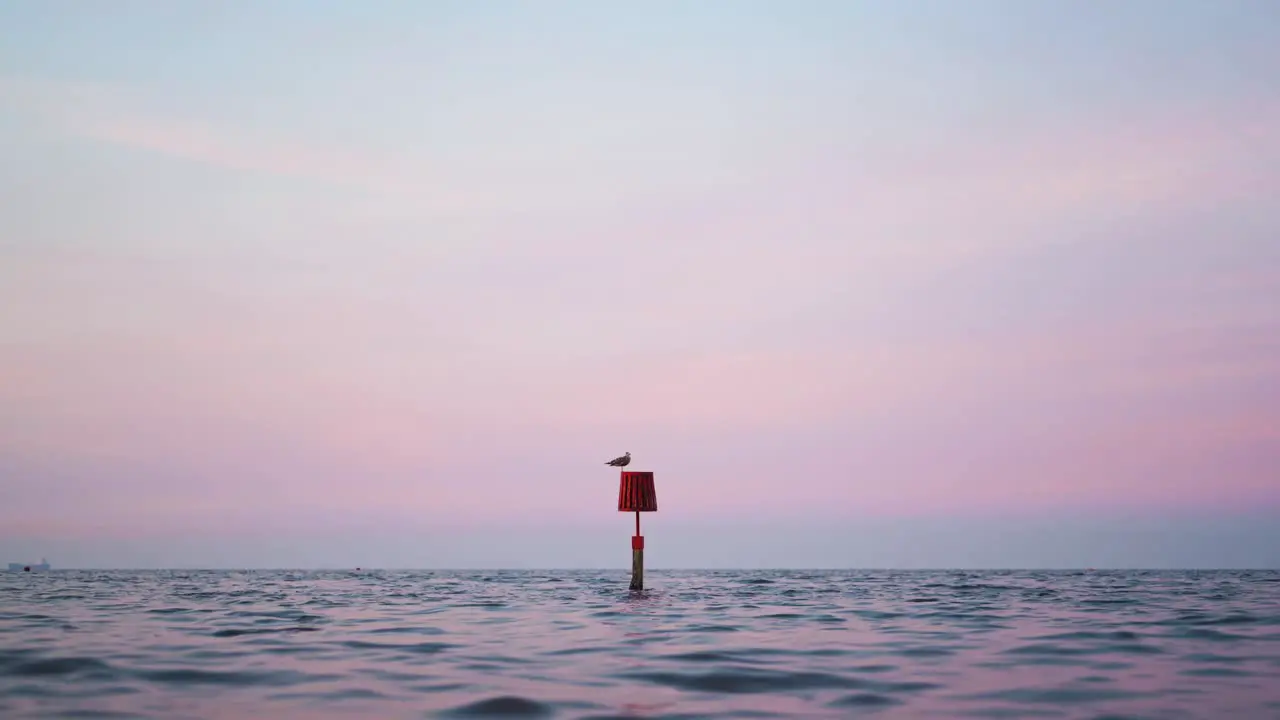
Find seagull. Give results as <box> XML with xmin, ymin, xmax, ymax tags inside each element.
<box><xmin>605</xmin><ymin>451</ymin><xmax>632</xmax><ymax>469</ymax></box>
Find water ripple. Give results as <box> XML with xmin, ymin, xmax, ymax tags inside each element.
<box><xmin>1</xmin><ymin>569</ymin><xmax>1278</xmax><ymax>718</ymax></box>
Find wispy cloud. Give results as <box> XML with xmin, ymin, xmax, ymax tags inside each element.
<box><xmin>5</xmin><ymin>71</ymin><xmax>1275</xmax><ymax>244</ymax></box>
<box><xmin>0</xmin><ymin>75</ymin><xmax>481</xmax><ymax>212</ymax></box>
<box><xmin>674</xmin><ymin>101</ymin><xmax>1280</xmax><ymax>268</ymax></box>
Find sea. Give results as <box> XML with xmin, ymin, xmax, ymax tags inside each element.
<box><xmin>1</xmin><ymin>570</ymin><xmax>1278</xmax><ymax>719</ymax></box>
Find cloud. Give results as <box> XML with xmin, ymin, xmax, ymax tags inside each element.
<box><xmin>5</xmin><ymin>72</ymin><xmax>1275</xmax><ymax>245</ymax></box>
<box><xmin>613</xmin><ymin>98</ymin><xmax>1280</xmax><ymax>270</ymax></box>
<box><xmin>0</xmin><ymin>73</ymin><xmax>780</xmax><ymax>221</ymax></box>
<box><xmin>0</xmin><ymin>75</ymin><xmax>484</xmax><ymax>213</ymax></box>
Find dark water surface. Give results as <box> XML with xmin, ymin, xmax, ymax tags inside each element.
<box><xmin>2</xmin><ymin>570</ymin><xmax>1278</xmax><ymax>719</ymax></box>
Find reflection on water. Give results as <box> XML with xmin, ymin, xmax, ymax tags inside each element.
<box><xmin>1</xmin><ymin>569</ymin><xmax>1278</xmax><ymax>718</ymax></box>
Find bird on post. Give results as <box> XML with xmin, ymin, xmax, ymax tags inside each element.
<box><xmin>605</xmin><ymin>451</ymin><xmax>631</xmax><ymax>469</ymax></box>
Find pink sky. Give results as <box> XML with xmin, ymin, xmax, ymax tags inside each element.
<box><xmin>1</xmin><ymin>2</ymin><xmax>1278</xmax><ymax>567</ymax></box>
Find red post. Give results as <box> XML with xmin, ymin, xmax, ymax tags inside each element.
<box><xmin>618</xmin><ymin>471</ymin><xmax>657</xmax><ymax>591</ymax></box>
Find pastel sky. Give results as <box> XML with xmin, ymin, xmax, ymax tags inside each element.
<box><xmin>2</xmin><ymin>1</ymin><xmax>1278</xmax><ymax>569</ymax></box>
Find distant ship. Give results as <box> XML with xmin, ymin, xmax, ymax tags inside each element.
<box><xmin>8</xmin><ymin>558</ymin><xmax>51</xmax><ymax>572</ymax></box>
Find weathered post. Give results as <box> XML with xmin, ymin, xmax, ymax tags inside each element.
<box><xmin>617</xmin><ymin>471</ymin><xmax>657</xmax><ymax>591</ymax></box>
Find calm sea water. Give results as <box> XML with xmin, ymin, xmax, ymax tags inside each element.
<box><xmin>1</xmin><ymin>570</ymin><xmax>1278</xmax><ymax>719</ymax></box>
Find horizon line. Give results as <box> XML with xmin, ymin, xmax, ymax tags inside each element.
<box><xmin>11</xmin><ymin>566</ymin><xmax>1278</xmax><ymax>572</ymax></box>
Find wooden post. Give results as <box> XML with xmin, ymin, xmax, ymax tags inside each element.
<box><xmin>630</xmin><ymin>512</ymin><xmax>644</xmax><ymax>591</ymax></box>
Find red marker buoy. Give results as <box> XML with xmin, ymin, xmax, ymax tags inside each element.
<box><xmin>617</xmin><ymin>471</ymin><xmax>658</xmax><ymax>590</ymax></box>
